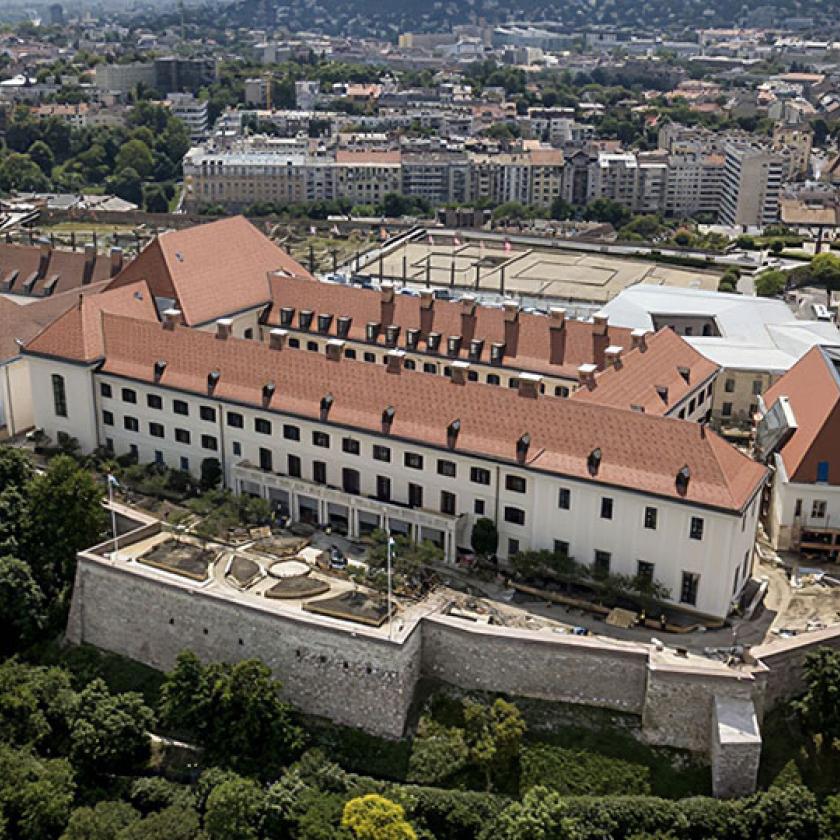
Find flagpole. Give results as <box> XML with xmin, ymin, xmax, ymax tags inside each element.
<box><xmin>387</xmin><ymin>535</ymin><xmax>394</xmax><ymax>641</ymax></box>
<box><xmin>108</xmin><ymin>476</ymin><xmax>119</xmax><ymax>562</ymax></box>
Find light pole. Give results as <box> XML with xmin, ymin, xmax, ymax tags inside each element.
<box><xmin>387</xmin><ymin>535</ymin><xmax>395</xmax><ymax>640</ymax></box>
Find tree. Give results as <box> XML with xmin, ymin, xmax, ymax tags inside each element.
<box><xmin>27</xmin><ymin>140</ymin><xmax>55</xmax><ymax>175</ymax></box>
<box><xmin>754</xmin><ymin>269</ymin><xmax>786</xmax><ymax>298</ymax></box>
<box><xmin>67</xmin><ymin>678</ymin><xmax>154</xmax><ymax>778</ymax></box>
<box><xmin>61</xmin><ymin>801</ymin><xmax>139</xmax><ymax>840</ymax></box>
<box><xmin>0</xmin><ymin>446</ymin><xmax>34</xmax><ymax>491</ymax></box>
<box><xmin>471</xmin><ymin>518</ymin><xmax>499</xmax><ymax>556</ymax></box>
<box><xmin>24</xmin><ymin>455</ymin><xmax>106</xmax><ymax>601</ymax></box>
<box><xmin>794</xmin><ymin>647</ymin><xmax>840</xmax><ymax>743</ymax></box>
<box><xmin>142</xmin><ymin>183</ymin><xmax>169</xmax><ymax>213</ymax></box>
<box><xmin>583</xmin><ymin>198</ymin><xmax>631</xmax><ymax>228</ymax></box>
<box><xmin>549</xmin><ymin>196</ymin><xmax>573</xmax><ymax>221</ymax></box>
<box><xmin>341</xmin><ymin>795</ymin><xmax>416</xmax><ymax>840</ymax></box>
<box><xmin>120</xmin><ymin>805</ymin><xmax>201</xmax><ymax>840</ymax></box>
<box><xmin>821</xmin><ymin>794</ymin><xmax>840</xmax><ymax>840</ymax></box>
<box><xmin>718</xmin><ymin>267</ymin><xmax>740</xmax><ymax>294</ymax></box>
<box><xmin>204</xmin><ymin>776</ymin><xmax>267</xmax><ymax>840</ymax></box>
<box><xmin>0</xmin><ymin>152</ymin><xmax>51</xmax><ymax>192</ymax></box>
<box><xmin>811</xmin><ymin>252</ymin><xmax>840</xmax><ymax>303</ymax></box>
<box><xmin>484</xmin><ymin>786</ymin><xmax>582</xmax><ymax>840</ymax></box>
<box><xmin>159</xmin><ymin>652</ymin><xmax>305</xmax><ymax>777</ymax></box>
<box><xmin>106</xmin><ymin>167</ymin><xmax>142</xmax><ymax>205</ymax></box>
<box><xmin>462</xmin><ymin>698</ymin><xmax>526</xmax><ymax>791</ymax></box>
<box><xmin>0</xmin><ymin>555</ymin><xmax>47</xmax><ymax>653</ymax></box>
<box><xmin>115</xmin><ymin>138</ymin><xmax>154</xmax><ymax>178</ymax></box>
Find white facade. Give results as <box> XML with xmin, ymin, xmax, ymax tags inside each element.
<box><xmin>28</xmin><ymin>351</ymin><xmax>763</xmax><ymax>619</ymax></box>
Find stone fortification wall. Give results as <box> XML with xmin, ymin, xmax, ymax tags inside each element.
<box><xmin>751</xmin><ymin>625</ymin><xmax>840</xmax><ymax>709</ymax></box>
<box><xmin>67</xmin><ymin>556</ymin><xmax>419</xmax><ymax>738</ymax></box>
<box><xmin>421</xmin><ymin>615</ymin><xmax>649</xmax><ymax>714</ymax></box>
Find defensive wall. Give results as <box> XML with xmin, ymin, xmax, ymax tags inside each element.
<box><xmin>65</xmin><ymin>517</ymin><xmax>839</xmax><ymax>800</ymax></box>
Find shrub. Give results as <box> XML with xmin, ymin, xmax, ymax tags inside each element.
<box><xmin>519</xmin><ymin>743</ymin><xmax>652</xmax><ymax>797</ymax></box>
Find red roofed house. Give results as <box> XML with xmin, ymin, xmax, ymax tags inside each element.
<box><xmin>758</xmin><ymin>345</ymin><xmax>840</xmax><ymax>557</ymax></box>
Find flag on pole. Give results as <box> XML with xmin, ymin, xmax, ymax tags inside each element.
<box><xmin>453</xmin><ymin>234</ymin><xmax>461</xmax><ymax>246</ymax></box>
<box><xmin>107</xmin><ymin>473</ymin><xmax>120</xmax><ymax>488</ymax></box>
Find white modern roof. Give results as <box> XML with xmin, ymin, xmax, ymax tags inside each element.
<box><xmin>601</xmin><ymin>285</ymin><xmax>840</xmax><ymax>373</ymax></box>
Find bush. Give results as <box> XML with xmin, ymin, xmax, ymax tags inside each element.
<box><xmin>471</xmin><ymin>518</ymin><xmax>498</xmax><ymax>556</ymax></box>
<box><xmin>519</xmin><ymin>743</ymin><xmax>652</xmax><ymax>797</ymax></box>
<box><xmin>755</xmin><ymin>269</ymin><xmax>786</xmax><ymax>298</ymax></box>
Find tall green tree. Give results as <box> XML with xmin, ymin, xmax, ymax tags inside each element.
<box><xmin>462</xmin><ymin>698</ymin><xmax>526</xmax><ymax>791</ymax></box>
<box><xmin>114</xmin><ymin>138</ymin><xmax>154</xmax><ymax>179</ymax></box>
<box><xmin>204</xmin><ymin>775</ymin><xmax>267</xmax><ymax>840</ymax></box>
<box><xmin>0</xmin><ymin>555</ymin><xmax>47</xmax><ymax>653</ymax></box>
<box><xmin>794</xmin><ymin>647</ymin><xmax>840</xmax><ymax>743</ymax></box>
<box><xmin>342</xmin><ymin>795</ymin><xmax>416</xmax><ymax>840</ymax></box>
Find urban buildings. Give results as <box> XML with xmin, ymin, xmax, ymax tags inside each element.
<box><xmin>719</xmin><ymin>144</ymin><xmax>785</xmax><ymax>229</ymax></box>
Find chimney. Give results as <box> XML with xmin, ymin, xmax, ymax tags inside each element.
<box><xmin>269</xmin><ymin>328</ymin><xmax>288</xmax><ymax>350</ymax></box>
<box><xmin>676</xmin><ymin>465</ymin><xmax>690</xmax><ymax>496</ymax></box>
<box><xmin>631</xmin><ymin>328</ymin><xmax>648</xmax><ymax>351</ymax></box>
<box><xmin>516</xmin><ymin>433</ymin><xmax>531</xmax><ymax>464</ymax></box>
<box><xmin>420</xmin><ymin>289</ymin><xmax>434</xmax><ymax>310</ymax></box>
<box><xmin>380</xmin><ymin>281</ymin><xmax>395</xmax><ymax>303</ymax></box>
<box><xmin>109</xmin><ymin>247</ymin><xmax>123</xmax><ymax>277</ymax></box>
<box><xmin>592</xmin><ymin>311</ymin><xmax>608</xmax><ymax>335</ymax></box>
<box><xmin>604</xmin><ymin>345</ymin><xmax>623</xmax><ymax>368</ymax></box>
<box><xmin>451</xmin><ymin>360</ymin><xmax>470</xmax><ymax>385</ymax></box>
<box><xmin>460</xmin><ymin>294</ymin><xmax>477</xmax><ymax>342</ymax></box>
<box><xmin>503</xmin><ymin>300</ymin><xmax>520</xmax><ymax>322</ymax></box>
<box><xmin>325</xmin><ymin>338</ymin><xmax>345</xmax><ymax>361</ymax></box>
<box><xmin>578</xmin><ymin>363</ymin><xmax>597</xmax><ymax>390</ymax></box>
<box><xmin>386</xmin><ymin>349</ymin><xmax>405</xmax><ymax>374</ymax></box>
<box><xmin>162</xmin><ymin>308</ymin><xmax>181</xmax><ymax>330</ymax></box>
<box><xmin>446</xmin><ymin>419</ymin><xmax>461</xmax><ymax>449</ymax></box>
<box><xmin>207</xmin><ymin>369</ymin><xmax>221</xmax><ymax>394</ymax></box>
<box><xmin>517</xmin><ymin>372</ymin><xmax>542</xmax><ymax>399</ymax></box>
<box><xmin>38</xmin><ymin>242</ymin><xmax>51</xmax><ymax>278</ymax></box>
<box><xmin>587</xmin><ymin>447</ymin><xmax>602</xmax><ymax>476</ymax></box>
<box><xmin>549</xmin><ymin>307</ymin><xmax>567</xmax><ymax>365</ymax></box>
<box><xmin>677</xmin><ymin>365</ymin><xmax>690</xmax><ymax>384</ymax></box>
<box><xmin>216</xmin><ymin>318</ymin><xmax>233</xmax><ymax>340</ymax></box>
<box><xmin>380</xmin><ymin>281</ymin><xmax>395</xmax><ymax>325</ymax></box>
<box><xmin>82</xmin><ymin>244</ymin><xmax>96</xmax><ymax>285</ymax></box>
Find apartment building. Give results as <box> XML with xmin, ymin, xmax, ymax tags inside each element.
<box><xmin>24</xmin><ymin>281</ymin><xmax>766</xmax><ymax>621</ymax></box>
<box><xmin>334</xmin><ymin>150</ymin><xmax>402</xmax><ymax>207</ymax></box>
<box><xmin>664</xmin><ymin>153</ymin><xmax>724</xmax><ymax>219</ymax></box>
<box><xmin>166</xmin><ymin>93</ymin><xmax>208</xmax><ymax>141</ymax></box>
<box><xmin>772</xmin><ymin>122</ymin><xmax>813</xmax><ymax>180</ymax></box>
<box><xmin>719</xmin><ymin>144</ymin><xmax>784</xmax><ymax>229</ymax></box>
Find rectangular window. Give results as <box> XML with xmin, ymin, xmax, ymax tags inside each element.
<box><xmin>637</xmin><ymin>560</ymin><xmax>654</xmax><ymax>583</ymax></box>
<box><xmin>173</xmin><ymin>399</ymin><xmax>189</xmax><ymax>416</ymax></box>
<box><xmin>102</xmin><ymin>410</ymin><xmax>114</xmax><ymax>426</ymax></box>
<box><xmin>343</xmin><ymin>468</ymin><xmax>360</xmax><ymax>495</ymax></box>
<box><xmin>372</xmin><ymin>444</ymin><xmax>391</xmax><ymax>462</ymax></box>
<box><xmin>505</xmin><ymin>475</ymin><xmax>527</xmax><ymax>493</ymax></box>
<box><xmin>200</xmin><ymin>405</ymin><xmax>216</xmax><ymax>422</ymax></box>
<box><xmin>259</xmin><ymin>447</ymin><xmax>273</xmax><ymax>472</ymax></box>
<box><xmin>175</xmin><ymin>428</ymin><xmax>190</xmax><ymax>444</ymax></box>
<box><xmin>339</xmin><ymin>437</ymin><xmax>358</xmax><ymax>455</ymax></box>
<box><xmin>312</xmin><ymin>431</ymin><xmax>330</xmax><ymax>448</ymax></box>
<box><xmin>147</xmin><ymin>393</ymin><xmax>163</xmax><ymax>410</ymax></box>
<box><xmin>201</xmin><ymin>435</ymin><xmax>218</xmax><ymax>451</ymax></box>
<box><xmin>313</xmin><ymin>460</ymin><xmax>327</xmax><ymax>485</ymax></box>
<box><xmin>508</xmin><ymin>538</ymin><xmax>520</xmax><ymax>556</ymax></box>
<box><xmin>100</xmin><ymin>382</ymin><xmax>112</xmax><ymax>398</ymax></box>
<box><xmin>408</xmin><ymin>482</ymin><xmax>424</xmax><ymax>508</ymax></box>
<box><xmin>440</xmin><ymin>491</ymin><xmax>456</xmax><ymax>515</ymax></box>
<box><xmin>232</xmin><ymin>441</ymin><xmax>241</xmax><ymax>456</ymax></box>
<box><xmin>554</xmin><ymin>540</ymin><xmax>569</xmax><ymax>555</ymax></box>
<box><xmin>474</xmin><ymin>499</ymin><xmax>485</xmax><ymax>515</ymax></box>
<box><xmin>689</xmin><ymin>517</ymin><xmax>704</xmax><ymax>540</ymax></box>
<box><xmin>470</xmin><ymin>467</ymin><xmax>491</xmax><ymax>485</ymax></box>
<box><xmin>437</xmin><ymin>459</ymin><xmax>456</xmax><ymax>477</ymax></box>
<box><xmin>817</xmin><ymin>461</ymin><xmax>830</xmax><ymax>483</ymax></box>
<box><xmin>504</xmin><ymin>506</ymin><xmax>525</xmax><ymax>525</ymax></box>
<box><xmin>558</xmin><ymin>487</ymin><xmax>571</xmax><ymax>510</ymax></box>
<box><xmin>644</xmin><ymin>507</ymin><xmax>657</xmax><ymax>530</ymax></box>
<box><xmin>812</xmin><ymin>500</ymin><xmax>827</xmax><ymax>519</ymax></box>
<box><xmin>376</xmin><ymin>475</ymin><xmax>391</xmax><ymax>501</ymax></box>
<box><xmin>180</xmin><ymin>456</ymin><xmax>190</xmax><ymax>472</ymax></box>
<box><xmin>601</xmin><ymin>497</ymin><xmax>613</xmax><ymax>520</ymax></box>
<box><xmin>288</xmin><ymin>454</ymin><xmax>301</xmax><ymax>478</ymax></box>
<box><xmin>405</xmin><ymin>452</ymin><xmax>424</xmax><ymax>470</ymax></box>
<box><xmin>149</xmin><ymin>422</ymin><xmax>165</xmax><ymax>438</ymax></box>
<box><xmin>593</xmin><ymin>550</ymin><xmax>611</xmax><ymax>577</ymax></box>
<box><xmin>51</xmin><ymin>374</ymin><xmax>67</xmax><ymax>417</ymax></box>
<box><xmin>722</xmin><ymin>402</ymin><xmax>732</xmax><ymax>417</ymax></box>
<box><xmin>154</xmin><ymin>450</ymin><xmax>164</xmax><ymax>465</ymax></box>
<box><xmin>121</xmin><ymin>387</ymin><xmax>136</xmax><ymax>404</ymax></box>
<box><xmin>680</xmin><ymin>572</ymin><xmax>700</xmax><ymax>606</ymax></box>
<box><xmin>752</xmin><ymin>379</ymin><xmax>762</xmax><ymax>395</ymax></box>
<box><xmin>724</xmin><ymin>378</ymin><xmax>735</xmax><ymax>393</ymax></box>
<box><xmin>227</xmin><ymin>411</ymin><xmax>244</xmax><ymax>428</ymax></box>
<box><xmin>283</xmin><ymin>424</ymin><xmax>300</xmax><ymax>441</ymax></box>
<box><xmin>255</xmin><ymin>417</ymin><xmax>272</xmax><ymax>435</ymax></box>
<box><xmin>123</xmin><ymin>416</ymin><xmax>139</xmax><ymax>432</ymax></box>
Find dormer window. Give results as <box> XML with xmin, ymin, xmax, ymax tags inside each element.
<box><xmin>317</xmin><ymin>313</ymin><xmax>333</xmax><ymax>334</ymax></box>
<box><xmin>279</xmin><ymin>306</ymin><xmax>294</xmax><ymax>327</ymax></box>
<box><xmin>336</xmin><ymin>316</ymin><xmax>352</xmax><ymax>338</ymax></box>
<box><xmin>447</xmin><ymin>335</ymin><xmax>462</xmax><ymax>356</ymax></box>
<box><xmin>320</xmin><ymin>393</ymin><xmax>334</xmax><ymax>420</ymax></box>
<box><xmin>207</xmin><ymin>370</ymin><xmax>221</xmax><ymax>394</ymax></box>
<box><xmin>516</xmin><ymin>433</ymin><xmax>530</xmax><ymax>463</ymax></box>
<box><xmin>299</xmin><ymin>309</ymin><xmax>314</xmax><ymax>330</ymax></box>
<box><xmin>262</xmin><ymin>381</ymin><xmax>276</xmax><ymax>404</ymax></box>
<box><xmin>446</xmin><ymin>419</ymin><xmax>461</xmax><ymax>449</ymax></box>
<box><xmin>490</xmin><ymin>342</ymin><xmax>505</xmax><ymax>364</ymax></box>
<box><xmin>587</xmin><ymin>447</ymin><xmax>602</xmax><ymax>476</ymax></box>
<box><xmin>366</xmin><ymin>321</ymin><xmax>381</xmax><ymax>342</ymax></box>
<box><xmin>385</xmin><ymin>325</ymin><xmax>401</xmax><ymax>347</ymax></box>
<box><xmin>676</xmin><ymin>465</ymin><xmax>690</xmax><ymax>495</ymax></box>
<box><xmin>381</xmin><ymin>405</ymin><xmax>395</xmax><ymax>432</ymax></box>
<box><xmin>405</xmin><ymin>328</ymin><xmax>420</xmax><ymax>349</ymax></box>
<box><xmin>153</xmin><ymin>359</ymin><xmax>167</xmax><ymax>382</ymax></box>
<box><xmin>427</xmin><ymin>332</ymin><xmax>441</xmax><ymax>353</ymax></box>
<box><xmin>469</xmin><ymin>339</ymin><xmax>484</xmax><ymax>361</ymax></box>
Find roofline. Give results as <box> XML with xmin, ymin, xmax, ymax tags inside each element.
<box><xmin>21</xmin><ymin>347</ymin><xmax>102</xmax><ymax>368</ymax></box>
<box><xmin>96</xmin><ymin>366</ymin><xmax>763</xmax><ymax>517</ymax></box>
<box><xmin>191</xmin><ymin>300</ymin><xmax>272</xmax><ymax>329</ymax></box>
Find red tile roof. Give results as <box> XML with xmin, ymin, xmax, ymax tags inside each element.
<box><xmin>0</xmin><ymin>281</ymin><xmax>110</xmax><ymax>362</ymax></box>
<box><xmin>107</xmin><ymin>216</ymin><xmax>314</xmax><ymax>326</ymax></box>
<box><xmin>24</xmin><ymin>281</ymin><xmax>159</xmax><ymax>363</ymax></box>
<box><xmin>0</xmin><ymin>243</ymin><xmax>114</xmax><ymax>297</ymax></box>
<box><xmin>763</xmin><ymin>345</ymin><xmax>840</xmax><ymax>485</ymax></box>
<box><xmin>572</xmin><ymin>328</ymin><xmax>719</xmax><ymax>415</ymax></box>
<box><xmin>81</xmin><ymin>312</ymin><xmax>765</xmax><ymax>512</ymax></box>
<box><xmin>264</xmin><ymin>274</ymin><xmax>635</xmax><ymax>380</ymax></box>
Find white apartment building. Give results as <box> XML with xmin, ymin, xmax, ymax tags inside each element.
<box><xmin>166</xmin><ymin>93</ymin><xmax>208</xmax><ymax>141</ymax></box>
<box><xmin>664</xmin><ymin>153</ymin><xmax>724</xmax><ymax>219</ymax></box>
<box><xmin>719</xmin><ymin>144</ymin><xmax>784</xmax><ymax>229</ymax></box>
